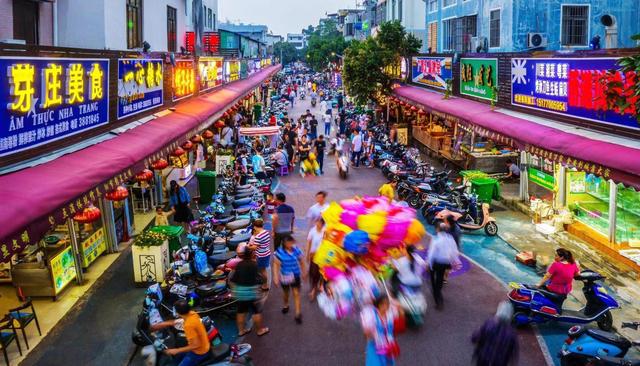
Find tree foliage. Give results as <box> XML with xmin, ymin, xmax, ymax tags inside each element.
<box><xmin>343</xmin><ymin>21</ymin><xmax>422</xmax><ymax>105</ymax></box>
<box><xmin>274</xmin><ymin>41</ymin><xmax>301</xmax><ymax>65</ymax></box>
<box><xmin>305</xmin><ymin>20</ymin><xmax>350</xmax><ymax>71</ymax></box>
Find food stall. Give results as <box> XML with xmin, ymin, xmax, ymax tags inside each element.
<box><xmin>456</xmin><ymin>123</ymin><xmax>519</xmax><ymax>173</ymax></box>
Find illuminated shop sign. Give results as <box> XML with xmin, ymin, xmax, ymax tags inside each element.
<box><xmin>185</xmin><ymin>32</ymin><xmax>195</xmax><ymax>53</ymax></box>
<box><xmin>172</xmin><ymin>60</ymin><xmax>195</xmax><ymax>101</ymax></box>
<box><xmin>117</xmin><ymin>59</ymin><xmax>164</xmax><ymax>119</ymax></box>
<box><xmin>203</xmin><ymin>32</ymin><xmax>220</xmax><ymax>53</ymax></box>
<box><xmin>460</xmin><ymin>58</ymin><xmax>498</xmax><ymax>101</ymax></box>
<box><xmin>411</xmin><ymin>56</ymin><xmax>452</xmax><ymax>90</ymax></box>
<box><xmin>198</xmin><ymin>57</ymin><xmax>224</xmax><ymax>92</ymax></box>
<box><xmin>224</xmin><ymin>60</ymin><xmax>241</xmax><ymax>83</ymax></box>
<box><xmin>511</xmin><ymin>58</ymin><xmax>638</xmax><ymax>130</ymax></box>
<box><xmin>0</xmin><ymin>57</ymin><xmax>109</xmax><ymax>157</ymax></box>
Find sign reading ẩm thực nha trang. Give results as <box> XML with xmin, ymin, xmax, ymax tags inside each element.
<box><xmin>0</xmin><ymin>57</ymin><xmax>109</xmax><ymax>156</ymax></box>
<box><xmin>117</xmin><ymin>59</ymin><xmax>164</xmax><ymax>119</ymax></box>
<box><xmin>511</xmin><ymin>57</ymin><xmax>638</xmax><ymax>130</ymax></box>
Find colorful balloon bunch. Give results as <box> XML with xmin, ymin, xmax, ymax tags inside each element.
<box><xmin>314</xmin><ymin>196</ymin><xmax>426</xmax><ymax>319</ymax></box>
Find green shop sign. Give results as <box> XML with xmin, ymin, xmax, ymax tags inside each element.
<box><xmin>460</xmin><ymin>58</ymin><xmax>498</xmax><ymax>101</ymax></box>
<box><xmin>528</xmin><ymin>167</ymin><xmax>555</xmax><ymax>191</ymax></box>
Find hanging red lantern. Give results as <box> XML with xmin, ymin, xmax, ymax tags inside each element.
<box><xmin>171</xmin><ymin>147</ymin><xmax>186</xmax><ymax>157</ymax></box>
<box><xmin>151</xmin><ymin>158</ymin><xmax>169</xmax><ymax>170</ymax></box>
<box><xmin>190</xmin><ymin>134</ymin><xmax>203</xmax><ymax>143</ymax></box>
<box><xmin>202</xmin><ymin>130</ymin><xmax>214</xmax><ymax>139</ymax></box>
<box><xmin>135</xmin><ymin>169</ymin><xmax>154</xmax><ymax>182</ymax></box>
<box><xmin>214</xmin><ymin>120</ymin><xmax>226</xmax><ymax>129</ymax></box>
<box><xmin>418</xmin><ymin>109</ymin><xmax>427</xmax><ymax>115</ymax></box>
<box><xmin>410</xmin><ymin>105</ymin><xmax>417</xmax><ymax>111</ymax></box>
<box><xmin>73</xmin><ymin>205</ymin><xmax>101</xmax><ymax>224</ymax></box>
<box><xmin>105</xmin><ymin>186</ymin><xmax>129</xmax><ymax>201</ymax></box>
<box><xmin>182</xmin><ymin>141</ymin><xmax>194</xmax><ymax>151</ymax></box>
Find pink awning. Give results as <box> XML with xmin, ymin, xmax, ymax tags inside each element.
<box><xmin>0</xmin><ymin>65</ymin><xmax>280</xmax><ymax>257</ymax></box>
<box><xmin>239</xmin><ymin>126</ymin><xmax>280</xmax><ymax>136</ymax></box>
<box><xmin>393</xmin><ymin>85</ymin><xmax>640</xmax><ymax>189</ymax></box>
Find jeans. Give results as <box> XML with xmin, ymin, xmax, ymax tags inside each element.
<box><xmin>176</xmin><ymin>351</ymin><xmax>210</xmax><ymax>366</ymax></box>
<box><xmin>429</xmin><ymin>262</ymin><xmax>451</xmax><ymax>307</ymax></box>
<box><xmin>324</xmin><ymin>123</ymin><xmax>331</xmax><ymax>136</ymax></box>
<box><xmin>352</xmin><ymin>151</ymin><xmax>362</xmax><ymax>167</ymax></box>
<box><xmin>317</xmin><ymin>152</ymin><xmax>324</xmax><ymax>173</ymax></box>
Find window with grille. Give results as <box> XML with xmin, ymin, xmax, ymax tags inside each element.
<box><xmin>561</xmin><ymin>5</ymin><xmax>589</xmax><ymax>46</ymax></box>
<box><xmin>428</xmin><ymin>22</ymin><xmax>438</xmax><ymax>52</ymax></box>
<box><xmin>443</xmin><ymin>0</ymin><xmax>456</xmax><ymax>7</ymax></box>
<box><xmin>489</xmin><ymin>9</ymin><xmax>500</xmax><ymax>48</ymax></box>
<box><xmin>167</xmin><ymin>6</ymin><xmax>177</xmax><ymax>52</ymax></box>
<box><xmin>126</xmin><ymin>0</ymin><xmax>143</xmax><ymax>49</ymax></box>
<box><xmin>428</xmin><ymin>0</ymin><xmax>437</xmax><ymax>12</ymax></box>
<box><xmin>443</xmin><ymin>15</ymin><xmax>476</xmax><ymax>52</ymax></box>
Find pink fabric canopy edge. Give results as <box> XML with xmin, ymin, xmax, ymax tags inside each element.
<box><xmin>0</xmin><ymin>65</ymin><xmax>280</xmax><ymax>243</ymax></box>
<box><xmin>393</xmin><ymin>85</ymin><xmax>640</xmax><ymax>187</ymax></box>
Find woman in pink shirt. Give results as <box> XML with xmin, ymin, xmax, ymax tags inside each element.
<box><xmin>538</xmin><ymin>248</ymin><xmax>580</xmax><ymax>299</ymax></box>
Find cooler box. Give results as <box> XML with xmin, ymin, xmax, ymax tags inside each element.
<box><xmin>195</xmin><ymin>170</ymin><xmax>217</xmax><ymax>204</ymax></box>
<box><xmin>149</xmin><ymin>226</ymin><xmax>184</xmax><ymax>255</ymax></box>
<box><xmin>470</xmin><ymin>177</ymin><xmax>500</xmax><ymax>203</ymax></box>
<box><xmin>132</xmin><ymin>240</ymin><xmax>170</xmax><ymax>284</ymax></box>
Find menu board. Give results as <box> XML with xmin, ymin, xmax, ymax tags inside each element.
<box><xmin>50</xmin><ymin>245</ymin><xmax>76</xmax><ymax>294</ymax></box>
<box><xmin>81</xmin><ymin>227</ymin><xmax>106</xmax><ymax>268</ymax></box>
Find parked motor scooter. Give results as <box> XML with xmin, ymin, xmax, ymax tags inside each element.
<box><xmin>559</xmin><ymin>321</ymin><xmax>639</xmax><ymax>366</ymax></box>
<box><xmin>434</xmin><ymin>196</ymin><xmax>498</xmax><ymax>236</ymax></box>
<box><xmin>508</xmin><ymin>270</ymin><xmax>619</xmax><ymax>331</ymax></box>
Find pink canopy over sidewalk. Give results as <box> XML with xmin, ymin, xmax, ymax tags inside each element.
<box><xmin>393</xmin><ymin>85</ymin><xmax>640</xmax><ymax>189</ymax></box>
<box><xmin>0</xmin><ymin>65</ymin><xmax>280</xmax><ymax>254</ymax></box>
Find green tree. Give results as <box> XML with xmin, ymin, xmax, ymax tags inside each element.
<box><xmin>305</xmin><ymin>20</ymin><xmax>349</xmax><ymax>71</ymax></box>
<box><xmin>343</xmin><ymin>21</ymin><xmax>422</xmax><ymax>105</ymax></box>
<box><xmin>274</xmin><ymin>42</ymin><xmax>301</xmax><ymax>65</ymax></box>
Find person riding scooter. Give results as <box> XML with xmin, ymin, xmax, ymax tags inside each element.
<box><xmin>310</xmin><ymin>90</ymin><xmax>318</xmax><ymax>107</ymax></box>
<box><xmin>536</xmin><ymin>248</ymin><xmax>580</xmax><ymax>309</ymax></box>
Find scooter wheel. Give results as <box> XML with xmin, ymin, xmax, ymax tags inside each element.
<box><xmin>512</xmin><ymin>311</ymin><xmax>530</xmax><ymax>328</ymax></box>
<box><xmin>596</xmin><ymin>310</ymin><xmax>613</xmax><ymax>331</ymax></box>
<box><xmin>408</xmin><ymin>196</ymin><xmax>422</xmax><ymax>209</ymax></box>
<box><xmin>485</xmin><ymin>222</ymin><xmax>498</xmax><ymax>236</ymax></box>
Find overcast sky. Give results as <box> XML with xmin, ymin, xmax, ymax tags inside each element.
<box><xmin>219</xmin><ymin>0</ymin><xmax>359</xmax><ymax>36</ymax></box>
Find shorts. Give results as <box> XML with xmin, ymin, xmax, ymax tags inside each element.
<box><xmin>237</xmin><ymin>300</ymin><xmax>262</xmax><ymax>314</ymax></box>
<box><xmin>257</xmin><ymin>255</ymin><xmax>271</xmax><ymax>269</ymax></box>
<box><xmin>281</xmin><ymin>275</ymin><xmax>301</xmax><ymax>290</ymax></box>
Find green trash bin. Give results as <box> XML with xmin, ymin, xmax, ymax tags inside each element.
<box><xmin>196</xmin><ymin>170</ymin><xmax>217</xmax><ymax>204</ymax></box>
<box><xmin>470</xmin><ymin>177</ymin><xmax>500</xmax><ymax>203</ymax></box>
<box><xmin>149</xmin><ymin>225</ymin><xmax>184</xmax><ymax>255</ymax></box>
<box><xmin>253</xmin><ymin>103</ymin><xmax>263</xmax><ymax>123</ymax></box>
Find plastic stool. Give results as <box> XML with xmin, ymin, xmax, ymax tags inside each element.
<box><xmin>278</xmin><ymin>165</ymin><xmax>289</xmax><ymax>176</ymax></box>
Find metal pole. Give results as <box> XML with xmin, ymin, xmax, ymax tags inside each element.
<box><xmin>99</xmin><ymin>198</ymin><xmax>117</xmax><ymax>253</ymax></box>
<box><xmin>67</xmin><ymin>218</ymin><xmax>84</xmax><ymax>284</ymax></box>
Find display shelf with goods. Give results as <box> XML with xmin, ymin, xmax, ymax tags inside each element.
<box><xmin>411</xmin><ymin>110</ymin><xmax>458</xmax><ymax>161</ymax></box>
<box><xmin>567</xmin><ymin>171</ymin><xmax>612</xmax><ymax>242</ymax></box>
<box><xmin>456</xmin><ymin>124</ymin><xmax>519</xmax><ymax>173</ymax></box>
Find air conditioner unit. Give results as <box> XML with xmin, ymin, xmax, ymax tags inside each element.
<box><xmin>471</xmin><ymin>36</ymin><xmax>488</xmax><ymax>52</ymax></box>
<box><xmin>528</xmin><ymin>33</ymin><xmax>548</xmax><ymax>48</ymax></box>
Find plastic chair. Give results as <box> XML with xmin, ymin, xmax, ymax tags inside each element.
<box><xmin>278</xmin><ymin>165</ymin><xmax>289</xmax><ymax>176</ymax></box>
<box><xmin>8</xmin><ymin>298</ymin><xmax>41</xmax><ymax>350</ymax></box>
<box><xmin>0</xmin><ymin>316</ymin><xmax>22</xmax><ymax>366</ymax></box>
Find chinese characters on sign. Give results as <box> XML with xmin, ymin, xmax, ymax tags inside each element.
<box><xmin>460</xmin><ymin>58</ymin><xmax>498</xmax><ymax>101</ymax></box>
<box><xmin>0</xmin><ymin>57</ymin><xmax>109</xmax><ymax>156</ymax></box>
<box><xmin>511</xmin><ymin>58</ymin><xmax>638</xmax><ymax>130</ymax></box>
<box><xmin>172</xmin><ymin>60</ymin><xmax>195</xmax><ymax>101</ymax></box>
<box><xmin>198</xmin><ymin>57</ymin><xmax>224</xmax><ymax>92</ymax></box>
<box><xmin>117</xmin><ymin>59</ymin><xmax>164</xmax><ymax>119</ymax></box>
<box><xmin>224</xmin><ymin>60</ymin><xmax>241</xmax><ymax>83</ymax></box>
<box><xmin>411</xmin><ymin>56</ymin><xmax>452</xmax><ymax>90</ymax></box>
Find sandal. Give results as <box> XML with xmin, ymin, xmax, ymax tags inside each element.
<box><xmin>257</xmin><ymin>327</ymin><xmax>270</xmax><ymax>336</ymax></box>
<box><xmin>238</xmin><ymin>328</ymin><xmax>252</xmax><ymax>337</ymax></box>
<box><xmin>281</xmin><ymin>306</ymin><xmax>289</xmax><ymax>314</ymax></box>
<box><xmin>295</xmin><ymin>314</ymin><xmax>302</xmax><ymax>324</ymax></box>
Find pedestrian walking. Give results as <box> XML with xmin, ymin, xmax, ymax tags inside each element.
<box><xmin>306</xmin><ymin>218</ymin><xmax>325</xmax><ymax>300</ymax></box>
<box><xmin>248</xmin><ymin>219</ymin><xmax>271</xmax><ymax>291</ymax></box>
<box><xmin>272</xmin><ymin>193</ymin><xmax>295</xmax><ymax>250</ymax></box>
<box><xmin>351</xmin><ymin>129</ymin><xmax>363</xmax><ymax>168</ymax></box>
<box><xmin>361</xmin><ymin>295</ymin><xmax>403</xmax><ymax>366</ymax></box>
<box><xmin>472</xmin><ymin>301</ymin><xmax>519</xmax><ymax>366</ymax></box>
<box><xmin>230</xmin><ymin>248</ymin><xmax>270</xmax><ymax>337</ymax></box>
<box><xmin>314</xmin><ymin>136</ymin><xmax>327</xmax><ymax>174</ymax></box>
<box><xmin>169</xmin><ymin>180</ymin><xmax>193</xmax><ymax>232</ymax></box>
<box><xmin>427</xmin><ymin>223</ymin><xmax>460</xmax><ymax>309</ymax></box>
<box><xmin>323</xmin><ymin>112</ymin><xmax>332</xmax><ymax>136</ymax></box>
<box><xmin>273</xmin><ymin>235</ymin><xmax>306</xmax><ymax>324</ymax></box>
<box><xmin>445</xmin><ymin>215</ymin><xmax>462</xmax><ymax>248</ymax></box>
<box><xmin>305</xmin><ymin>191</ymin><xmax>328</xmax><ymax>226</ymax></box>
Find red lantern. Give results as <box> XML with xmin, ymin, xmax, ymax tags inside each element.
<box><xmin>171</xmin><ymin>147</ymin><xmax>185</xmax><ymax>156</ymax></box>
<box><xmin>410</xmin><ymin>105</ymin><xmax>417</xmax><ymax>111</ymax></box>
<box><xmin>190</xmin><ymin>134</ymin><xmax>202</xmax><ymax>143</ymax></box>
<box><xmin>418</xmin><ymin>109</ymin><xmax>427</xmax><ymax>115</ymax></box>
<box><xmin>105</xmin><ymin>186</ymin><xmax>129</xmax><ymax>201</ymax></box>
<box><xmin>214</xmin><ymin>120</ymin><xmax>226</xmax><ymax>129</ymax></box>
<box><xmin>73</xmin><ymin>205</ymin><xmax>101</xmax><ymax>224</ymax></box>
<box><xmin>202</xmin><ymin>130</ymin><xmax>214</xmax><ymax>139</ymax></box>
<box><xmin>135</xmin><ymin>169</ymin><xmax>153</xmax><ymax>182</ymax></box>
<box><xmin>151</xmin><ymin>159</ymin><xmax>169</xmax><ymax>170</ymax></box>
<box><xmin>182</xmin><ymin>141</ymin><xmax>194</xmax><ymax>151</ymax></box>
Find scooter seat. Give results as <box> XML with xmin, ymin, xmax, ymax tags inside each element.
<box><xmin>212</xmin><ymin>216</ymin><xmax>234</xmax><ymax>225</ymax></box>
<box><xmin>228</xmin><ymin>232</ymin><xmax>251</xmax><ymax>249</ymax></box>
<box><xmin>417</xmin><ymin>184</ymin><xmax>432</xmax><ymax>192</ymax></box>
<box><xmin>196</xmin><ymin>283</ymin><xmax>224</xmax><ymax>297</ymax></box>
<box><xmin>209</xmin><ymin>251</ymin><xmax>237</xmax><ymax>266</ymax></box>
<box><xmin>537</xmin><ymin>288</ymin><xmax>567</xmax><ymax>303</ymax></box>
<box><xmin>236</xmin><ymin>184</ymin><xmax>253</xmax><ymax>190</ymax></box>
<box><xmin>232</xmin><ymin>198</ymin><xmax>253</xmax><ymax>208</ymax></box>
<box><xmin>234</xmin><ymin>206</ymin><xmax>252</xmax><ymax>215</ymax></box>
<box><xmin>210</xmin><ymin>343</ymin><xmax>231</xmax><ymax>360</ymax></box>
<box><xmin>587</xmin><ymin>329</ymin><xmax>632</xmax><ymax>350</ymax></box>
<box><xmin>234</xmin><ymin>191</ymin><xmax>254</xmax><ymax>199</ymax></box>
<box><xmin>226</xmin><ymin>219</ymin><xmax>250</xmax><ymax>231</ymax></box>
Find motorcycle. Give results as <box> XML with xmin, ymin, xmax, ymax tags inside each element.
<box><xmin>434</xmin><ymin>197</ymin><xmax>498</xmax><ymax>236</ymax></box>
<box><xmin>311</xmin><ymin>96</ymin><xmax>317</xmax><ymax>107</ymax></box>
<box><xmin>559</xmin><ymin>321</ymin><xmax>639</xmax><ymax>366</ymax></box>
<box><xmin>508</xmin><ymin>270</ymin><xmax>619</xmax><ymax>331</ymax></box>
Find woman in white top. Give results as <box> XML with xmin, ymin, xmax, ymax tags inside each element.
<box><xmin>306</xmin><ymin>218</ymin><xmax>325</xmax><ymax>300</ymax></box>
<box><xmin>427</xmin><ymin>223</ymin><xmax>460</xmax><ymax>309</ymax></box>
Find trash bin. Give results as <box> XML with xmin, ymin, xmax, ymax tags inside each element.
<box><xmin>196</xmin><ymin>170</ymin><xmax>217</xmax><ymax>204</ymax></box>
<box><xmin>149</xmin><ymin>226</ymin><xmax>184</xmax><ymax>255</ymax></box>
<box><xmin>253</xmin><ymin>103</ymin><xmax>263</xmax><ymax>123</ymax></box>
<box><xmin>470</xmin><ymin>177</ymin><xmax>500</xmax><ymax>203</ymax></box>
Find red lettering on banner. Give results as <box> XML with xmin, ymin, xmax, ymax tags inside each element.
<box><xmin>568</xmin><ymin>69</ymin><xmax>580</xmax><ymax>107</ymax></box>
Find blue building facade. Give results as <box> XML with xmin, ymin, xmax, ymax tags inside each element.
<box><xmin>424</xmin><ymin>0</ymin><xmax>639</xmax><ymax>53</ymax></box>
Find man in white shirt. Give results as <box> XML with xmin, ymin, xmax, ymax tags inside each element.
<box><xmin>305</xmin><ymin>191</ymin><xmax>329</xmax><ymax>229</ymax></box>
<box><xmin>351</xmin><ymin>129</ymin><xmax>363</xmax><ymax>168</ymax></box>
<box><xmin>319</xmin><ymin>99</ymin><xmax>327</xmax><ymax>115</ymax></box>
<box><xmin>322</xmin><ymin>113</ymin><xmax>332</xmax><ymax>136</ymax></box>
<box><xmin>427</xmin><ymin>223</ymin><xmax>460</xmax><ymax>309</ymax></box>
<box><xmin>220</xmin><ymin>125</ymin><xmax>233</xmax><ymax>147</ymax></box>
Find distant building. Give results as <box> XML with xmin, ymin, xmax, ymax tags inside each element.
<box><xmin>369</xmin><ymin>0</ymin><xmax>427</xmax><ymax>52</ymax></box>
<box><xmin>266</xmin><ymin>34</ymin><xmax>284</xmax><ymax>55</ymax></box>
<box><xmin>425</xmin><ymin>0</ymin><xmax>640</xmax><ymax>53</ymax></box>
<box><xmin>0</xmin><ymin>0</ymin><xmax>55</xmax><ymax>46</ymax></box>
<box><xmin>287</xmin><ymin>33</ymin><xmax>306</xmax><ymax>50</ymax></box>
<box><xmin>219</xmin><ymin>23</ymin><xmax>268</xmax><ymax>44</ymax></box>
<box><xmin>337</xmin><ymin>9</ymin><xmax>366</xmax><ymax>41</ymax></box>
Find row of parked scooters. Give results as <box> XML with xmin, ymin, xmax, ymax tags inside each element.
<box><xmin>369</xmin><ymin>125</ymin><xmax>498</xmax><ymax>236</ymax></box>
<box><xmin>132</xmin><ymin>169</ymin><xmax>273</xmax><ymax>366</ymax></box>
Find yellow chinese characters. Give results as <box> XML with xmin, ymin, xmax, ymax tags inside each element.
<box><xmin>88</xmin><ymin>63</ymin><xmax>104</xmax><ymax>101</ymax></box>
<box><xmin>42</xmin><ymin>63</ymin><xmax>63</xmax><ymax>108</ymax></box>
<box><xmin>8</xmin><ymin>63</ymin><xmax>35</xmax><ymax>113</ymax></box>
<box><xmin>67</xmin><ymin>63</ymin><xmax>85</xmax><ymax>104</ymax></box>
